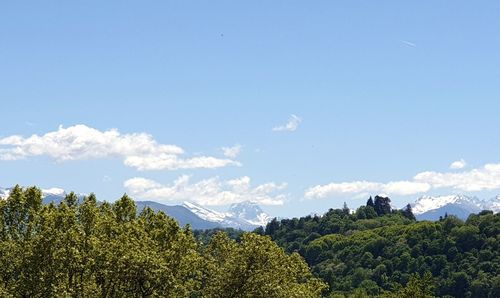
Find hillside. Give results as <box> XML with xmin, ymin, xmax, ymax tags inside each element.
<box><xmin>263</xmin><ymin>196</ymin><xmax>500</xmax><ymax>297</ymax></box>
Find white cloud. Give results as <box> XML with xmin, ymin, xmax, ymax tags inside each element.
<box><xmin>383</xmin><ymin>181</ymin><xmax>431</xmax><ymax>195</ymax></box>
<box><xmin>273</xmin><ymin>114</ymin><xmax>302</xmax><ymax>132</ymax></box>
<box><xmin>414</xmin><ymin>163</ymin><xmax>500</xmax><ymax>192</ymax></box>
<box><xmin>305</xmin><ymin>181</ymin><xmax>381</xmax><ymax>199</ymax></box>
<box><xmin>305</xmin><ymin>162</ymin><xmax>500</xmax><ymax>199</ymax></box>
<box><xmin>305</xmin><ymin>180</ymin><xmax>430</xmax><ymax>199</ymax></box>
<box><xmin>0</xmin><ymin>124</ymin><xmax>239</xmax><ymax>171</ymax></box>
<box><xmin>221</xmin><ymin>144</ymin><xmax>242</xmax><ymax>159</ymax></box>
<box><xmin>450</xmin><ymin>159</ymin><xmax>467</xmax><ymax>169</ymax></box>
<box><xmin>124</xmin><ymin>175</ymin><xmax>287</xmax><ymax>206</ymax></box>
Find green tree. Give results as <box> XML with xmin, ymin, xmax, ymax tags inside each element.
<box><xmin>202</xmin><ymin>232</ymin><xmax>327</xmax><ymax>297</ymax></box>
<box><xmin>366</xmin><ymin>197</ymin><xmax>374</xmax><ymax>208</ymax></box>
<box><xmin>402</xmin><ymin>204</ymin><xmax>416</xmax><ymax>221</ymax></box>
<box><xmin>0</xmin><ymin>185</ymin><xmax>326</xmax><ymax>297</ymax></box>
<box><xmin>373</xmin><ymin>196</ymin><xmax>391</xmax><ymax>216</ymax></box>
<box><xmin>342</xmin><ymin>202</ymin><xmax>350</xmax><ymax>215</ymax></box>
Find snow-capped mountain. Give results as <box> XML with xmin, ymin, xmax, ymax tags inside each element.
<box><xmin>42</xmin><ymin>188</ymin><xmax>66</xmax><ymax>197</ymax></box>
<box><xmin>183</xmin><ymin>201</ymin><xmax>230</xmax><ymax>223</ymax></box>
<box><xmin>484</xmin><ymin>195</ymin><xmax>500</xmax><ymax>213</ymax></box>
<box><xmin>136</xmin><ymin>201</ymin><xmax>220</xmax><ymax>230</ymax></box>
<box><xmin>227</xmin><ymin>201</ymin><xmax>272</xmax><ymax>227</ymax></box>
<box><xmin>183</xmin><ymin>201</ymin><xmax>272</xmax><ymax>230</ymax></box>
<box><xmin>413</xmin><ymin>194</ymin><xmax>483</xmax><ymax>215</ymax></box>
<box><xmin>413</xmin><ymin>194</ymin><xmax>499</xmax><ymax>220</ymax></box>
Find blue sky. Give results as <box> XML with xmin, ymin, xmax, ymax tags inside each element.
<box><xmin>1</xmin><ymin>1</ymin><xmax>500</xmax><ymax>217</ymax></box>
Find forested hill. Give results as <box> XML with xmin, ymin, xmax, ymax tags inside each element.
<box><xmin>262</xmin><ymin>196</ymin><xmax>500</xmax><ymax>297</ymax></box>
<box><xmin>1</xmin><ymin>186</ymin><xmax>499</xmax><ymax>297</ymax></box>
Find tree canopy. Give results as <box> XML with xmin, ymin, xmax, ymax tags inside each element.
<box><xmin>0</xmin><ymin>185</ymin><xmax>326</xmax><ymax>297</ymax></box>
<box><xmin>2</xmin><ymin>185</ymin><xmax>499</xmax><ymax>297</ymax></box>
<box><xmin>263</xmin><ymin>200</ymin><xmax>500</xmax><ymax>297</ymax></box>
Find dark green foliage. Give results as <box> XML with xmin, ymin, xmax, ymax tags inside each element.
<box><xmin>264</xmin><ymin>199</ymin><xmax>500</xmax><ymax>297</ymax></box>
<box><xmin>342</xmin><ymin>202</ymin><xmax>350</xmax><ymax>215</ymax></box>
<box><xmin>0</xmin><ymin>186</ymin><xmax>326</xmax><ymax>297</ymax></box>
<box><xmin>194</xmin><ymin>227</ymin><xmax>245</xmax><ymax>243</ymax></box>
<box><xmin>373</xmin><ymin>195</ymin><xmax>391</xmax><ymax>216</ymax></box>
<box><xmin>367</xmin><ymin>196</ymin><xmax>374</xmax><ymax>208</ymax></box>
<box><xmin>64</xmin><ymin>191</ymin><xmax>79</xmax><ymax>208</ymax></box>
<box><xmin>402</xmin><ymin>204</ymin><xmax>416</xmax><ymax>221</ymax></box>
<box><xmin>384</xmin><ymin>272</ymin><xmax>435</xmax><ymax>298</ymax></box>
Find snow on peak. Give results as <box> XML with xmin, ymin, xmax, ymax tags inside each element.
<box><xmin>413</xmin><ymin>194</ymin><xmax>494</xmax><ymax>215</ymax></box>
<box><xmin>183</xmin><ymin>200</ymin><xmax>272</xmax><ymax>228</ymax></box>
<box><xmin>182</xmin><ymin>201</ymin><xmax>229</xmax><ymax>223</ymax></box>
<box><xmin>245</xmin><ymin>212</ymin><xmax>272</xmax><ymax>227</ymax></box>
<box><xmin>228</xmin><ymin>201</ymin><xmax>261</xmax><ymax>218</ymax></box>
<box><xmin>228</xmin><ymin>201</ymin><xmax>271</xmax><ymax>227</ymax></box>
<box><xmin>42</xmin><ymin>188</ymin><xmax>66</xmax><ymax>196</ymax></box>
<box><xmin>412</xmin><ymin>195</ymin><xmax>458</xmax><ymax>215</ymax></box>
<box><xmin>485</xmin><ymin>195</ymin><xmax>500</xmax><ymax>213</ymax></box>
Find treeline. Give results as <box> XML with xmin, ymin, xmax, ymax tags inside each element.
<box><xmin>262</xmin><ymin>196</ymin><xmax>500</xmax><ymax>297</ymax></box>
<box><xmin>0</xmin><ymin>185</ymin><xmax>326</xmax><ymax>297</ymax></box>
<box><xmin>193</xmin><ymin>227</ymin><xmax>244</xmax><ymax>244</ymax></box>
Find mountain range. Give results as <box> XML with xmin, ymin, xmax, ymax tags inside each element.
<box><xmin>2</xmin><ymin>186</ymin><xmax>500</xmax><ymax>225</ymax></box>
<box><xmin>412</xmin><ymin>194</ymin><xmax>500</xmax><ymax>220</ymax></box>
<box><xmin>0</xmin><ymin>187</ymin><xmax>271</xmax><ymax>231</ymax></box>
<box><xmin>135</xmin><ymin>200</ymin><xmax>270</xmax><ymax>230</ymax></box>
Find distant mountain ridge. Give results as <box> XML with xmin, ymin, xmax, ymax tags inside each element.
<box><xmin>0</xmin><ymin>186</ymin><xmax>272</xmax><ymax>231</ymax></box>
<box><xmin>182</xmin><ymin>201</ymin><xmax>270</xmax><ymax>231</ymax></box>
<box><xmin>135</xmin><ymin>201</ymin><xmax>220</xmax><ymax>230</ymax></box>
<box><xmin>227</xmin><ymin>201</ymin><xmax>271</xmax><ymax>227</ymax></box>
<box><xmin>413</xmin><ymin>194</ymin><xmax>500</xmax><ymax>220</ymax></box>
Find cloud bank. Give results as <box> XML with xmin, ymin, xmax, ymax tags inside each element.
<box><xmin>305</xmin><ymin>163</ymin><xmax>500</xmax><ymax>199</ymax></box>
<box><xmin>124</xmin><ymin>175</ymin><xmax>287</xmax><ymax>206</ymax></box>
<box><xmin>305</xmin><ymin>181</ymin><xmax>431</xmax><ymax>199</ymax></box>
<box><xmin>0</xmin><ymin>124</ymin><xmax>239</xmax><ymax>171</ymax></box>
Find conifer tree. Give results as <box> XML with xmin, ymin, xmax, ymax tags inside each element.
<box><xmin>402</xmin><ymin>203</ymin><xmax>416</xmax><ymax>220</ymax></box>
<box><xmin>366</xmin><ymin>196</ymin><xmax>374</xmax><ymax>207</ymax></box>
<box><xmin>342</xmin><ymin>202</ymin><xmax>350</xmax><ymax>215</ymax></box>
<box><xmin>374</xmin><ymin>195</ymin><xmax>391</xmax><ymax>215</ymax></box>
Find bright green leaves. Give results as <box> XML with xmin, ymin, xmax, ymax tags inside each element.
<box><xmin>202</xmin><ymin>232</ymin><xmax>327</xmax><ymax>297</ymax></box>
<box><xmin>0</xmin><ymin>186</ymin><xmax>324</xmax><ymax>297</ymax></box>
<box><xmin>113</xmin><ymin>194</ymin><xmax>137</xmax><ymax>223</ymax></box>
